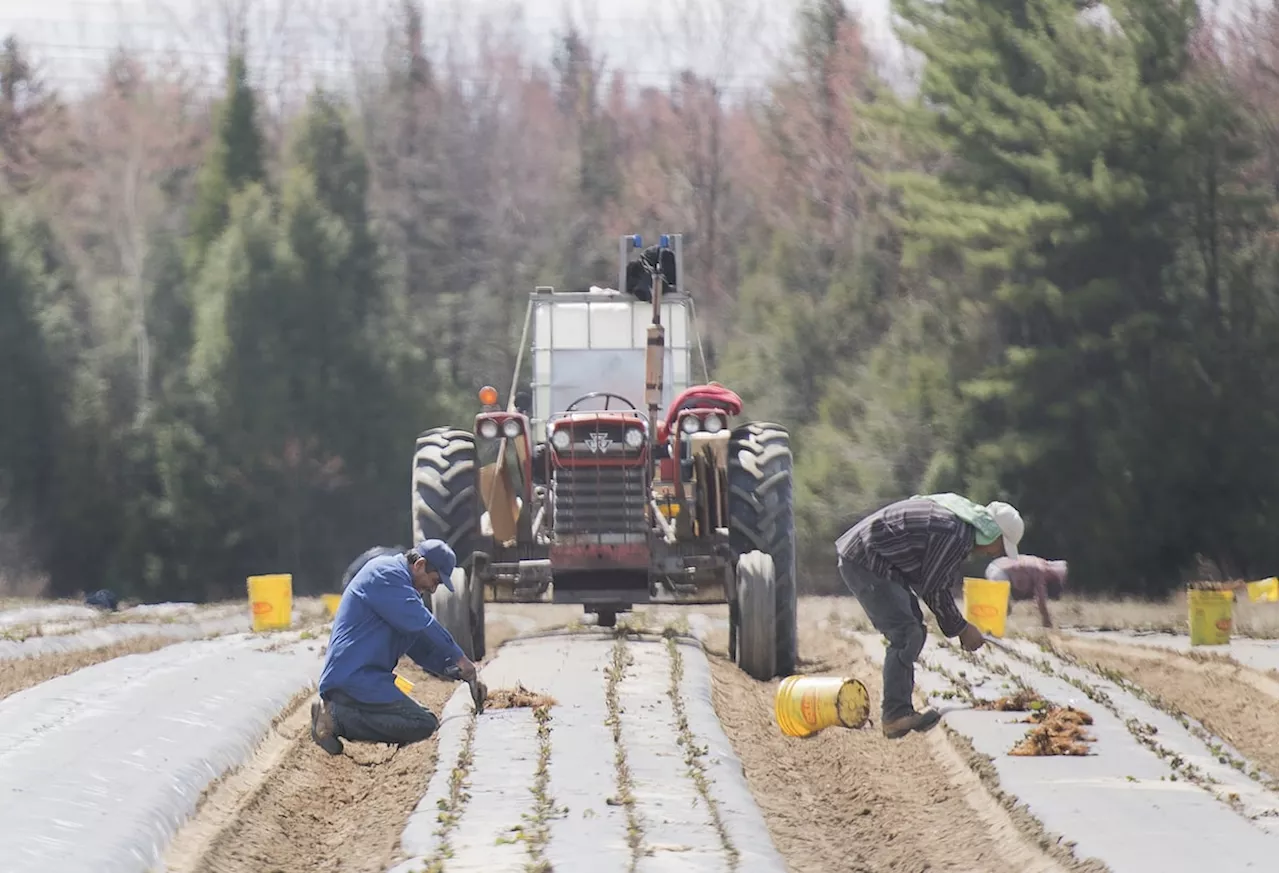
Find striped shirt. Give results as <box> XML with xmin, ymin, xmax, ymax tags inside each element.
<box><xmin>835</xmin><ymin>498</ymin><xmax>974</xmax><ymax>637</ymax></box>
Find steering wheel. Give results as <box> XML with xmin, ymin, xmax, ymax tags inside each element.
<box><xmin>565</xmin><ymin>391</ymin><xmax>638</xmax><ymax>412</ymax></box>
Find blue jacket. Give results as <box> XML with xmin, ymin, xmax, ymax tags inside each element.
<box><xmin>318</xmin><ymin>554</ymin><xmax>466</xmax><ymax>704</ymax></box>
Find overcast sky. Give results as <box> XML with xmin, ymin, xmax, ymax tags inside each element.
<box><xmin>0</xmin><ymin>0</ymin><xmax>906</xmax><ymax>97</ymax></box>
<box><xmin>0</xmin><ymin>0</ymin><xmax>1252</xmax><ymax>101</ymax></box>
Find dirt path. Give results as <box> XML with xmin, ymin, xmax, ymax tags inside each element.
<box><xmin>704</xmin><ymin>624</ymin><xmax>1071</xmax><ymax>873</ymax></box>
<box><xmin>64</xmin><ymin>596</ymin><xmax>1258</xmax><ymax>873</ymax></box>
<box><xmin>1051</xmin><ymin>634</ymin><xmax>1279</xmax><ymax>778</ymax></box>
<box><xmin>155</xmin><ymin>604</ymin><xmax>583</xmax><ymax>873</ymax></box>
<box><xmin>0</xmin><ymin>636</ymin><xmax>178</xmax><ymax>701</ymax></box>
<box><xmin>165</xmin><ymin>659</ymin><xmax>455</xmax><ymax>873</ymax></box>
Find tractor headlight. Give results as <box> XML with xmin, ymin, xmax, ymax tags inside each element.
<box><xmin>502</xmin><ymin>418</ymin><xmax>522</xmax><ymax>438</ymax></box>
<box><xmin>624</xmin><ymin>427</ymin><xmax>644</xmax><ymax>449</ymax></box>
<box><xmin>550</xmin><ymin>428</ymin><xmax>571</xmax><ymax>451</ymax></box>
<box><xmin>479</xmin><ymin>419</ymin><xmax>499</xmax><ymax>439</ymax></box>
<box><xmin>703</xmin><ymin>412</ymin><xmax>724</xmax><ymax>433</ymax></box>
<box><xmin>681</xmin><ymin>415</ymin><xmax>701</xmax><ymax>435</ymax></box>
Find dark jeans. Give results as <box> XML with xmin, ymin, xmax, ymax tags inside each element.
<box><xmin>323</xmin><ymin>688</ymin><xmax>440</xmax><ymax>746</ymax></box>
<box><xmin>838</xmin><ymin>557</ymin><xmax>926</xmax><ymax>721</ymax></box>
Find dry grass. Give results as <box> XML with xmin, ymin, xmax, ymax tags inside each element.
<box><xmin>801</xmin><ymin>589</ymin><xmax>1277</xmax><ymax>639</ymax></box>
<box><xmin>973</xmin><ymin>689</ymin><xmax>1052</xmax><ymax>713</ymax></box>
<box><xmin>970</xmin><ymin>689</ymin><xmax>1098</xmax><ymax>758</ymax></box>
<box><xmin>484</xmin><ymin>683</ymin><xmax>558</xmax><ymax>710</ymax></box>
<box><xmin>0</xmin><ymin>572</ymin><xmax>52</xmax><ymax>599</ymax></box>
<box><xmin>1015</xmin><ymin>593</ymin><xmax>1278</xmax><ymax>638</ymax></box>
<box><xmin>1009</xmin><ymin>708</ymin><xmax>1096</xmax><ymax>758</ymax></box>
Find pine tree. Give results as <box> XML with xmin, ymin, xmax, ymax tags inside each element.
<box><xmin>187</xmin><ymin>51</ymin><xmax>267</xmax><ymax>270</ymax></box>
<box><xmin>890</xmin><ymin>0</ymin><xmax>1277</xmax><ymax>589</ymax></box>
<box><xmin>0</xmin><ymin>203</ymin><xmax>65</xmax><ymax>562</ymax></box>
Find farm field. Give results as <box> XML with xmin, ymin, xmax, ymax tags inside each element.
<box><xmin>0</xmin><ymin>594</ymin><xmax>1275</xmax><ymax>873</ymax></box>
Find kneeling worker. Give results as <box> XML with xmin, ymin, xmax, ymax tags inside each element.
<box><xmin>311</xmin><ymin>540</ymin><xmax>480</xmax><ymax>756</ymax></box>
<box><xmin>835</xmin><ymin>494</ymin><xmax>1024</xmax><ymax>739</ymax></box>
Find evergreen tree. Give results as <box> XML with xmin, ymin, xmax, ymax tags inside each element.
<box><xmin>0</xmin><ymin>203</ymin><xmax>66</xmax><ymax>563</ymax></box>
<box><xmin>890</xmin><ymin>0</ymin><xmax>1277</xmax><ymax>590</ymax></box>
<box><xmin>187</xmin><ymin>51</ymin><xmax>267</xmax><ymax>270</ymax></box>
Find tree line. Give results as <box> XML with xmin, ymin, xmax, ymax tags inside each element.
<box><xmin>0</xmin><ymin>0</ymin><xmax>1274</xmax><ymax>601</ymax></box>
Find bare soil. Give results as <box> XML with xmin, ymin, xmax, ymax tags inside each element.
<box><xmin>0</xmin><ymin>636</ymin><xmax>178</xmax><ymax>701</ymax></box>
<box><xmin>159</xmin><ymin>600</ymin><xmax>1097</xmax><ymax>873</ymax></box>
<box><xmin>156</xmin><ymin>603</ymin><xmax>578</xmax><ymax>873</ymax></box>
<box><xmin>22</xmin><ymin>596</ymin><xmax>1265</xmax><ymax>873</ymax></box>
<box><xmin>165</xmin><ymin>658</ymin><xmax>456</xmax><ymax>873</ymax></box>
<box><xmin>703</xmin><ymin>624</ymin><xmax>1076</xmax><ymax>873</ymax></box>
<box><xmin>1051</xmin><ymin>634</ymin><xmax>1280</xmax><ymax>777</ymax></box>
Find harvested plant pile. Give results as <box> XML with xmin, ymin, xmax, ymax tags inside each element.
<box><xmin>485</xmin><ymin>683</ymin><xmax>558</xmax><ymax>709</ymax></box>
<box><xmin>975</xmin><ymin>689</ymin><xmax>1096</xmax><ymax>757</ymax></box>
<box><xmin>974</xmin><ymin>689</ymin><xmax>1050</xmax><ymax>713</ymax></box>
<box><xmin>1010</xmin><ymin>707</ymin><xmax>1095</xmax><ymax>757</ymax></box>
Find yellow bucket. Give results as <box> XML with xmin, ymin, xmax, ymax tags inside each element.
<box><xmin>1189</xmin><ymin>588</ymin><xmax>1234</xmax><ymax>646</ymax></box>
<box><xmin>1245</xmin><ymin>577</ymin><xmax>1279</xmax><ymax>604</ymax></box>
<box><xmin>247</xmin><ymin>574</ymin><xmax>293</xmax><ymax>632</ymax></box>
<box><xmin>775</xmin><ymin>675</ymin><xmax>870</xmax><ymax>738</ymax></box>
<box><xmin>322</xmin><ymin>593</ymin><xmax>342</xmax><ymax>617</ymax></box>
<box><xmin>964</xmin><ymin>577</ymin><xmax>1010</xmax><ymax>638</ymax></box>
<box><xmin>394</xmin><ymin>674</ymin><xmax>414</xmax><ymax>696</ymax></box>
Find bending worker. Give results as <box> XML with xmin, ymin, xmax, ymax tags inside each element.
<box><xmin>310</xmin><ymin>540</ymin><xmax>480</xmax><ymax>756</ymax></box>
<box><xmin>835</xmin><ymin>493</ymin><xmax>1024</xmax><ymax>739</ymax></box>
<box><xmin>986</xmin><ymin>555</ymin><xmax>1068</xmax><ymax>628</ymax></box>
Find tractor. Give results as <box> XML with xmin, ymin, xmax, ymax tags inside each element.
<box><xmin>411</xmin><ymin>234</ymin><xmax>797</xmax><ymax>680</ymax></box>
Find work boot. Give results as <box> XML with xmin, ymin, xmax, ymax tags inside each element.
<box><xmin>310</xmin><ymin>698</ymin><xmax>343</xmax><ymax>756</ymax></box>
<box><xmin>882</xmin><ymin>708</ymin><xmax>941</xmax><ymax>740</ymax></box>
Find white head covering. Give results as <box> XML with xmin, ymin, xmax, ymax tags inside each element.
<box><xmin>986</xmin><ymin>501</ymin><xmax>1024</xmax><ymax>558</ymax></box>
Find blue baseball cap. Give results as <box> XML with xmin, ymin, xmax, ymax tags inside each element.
<box><xmin>413</xmin><ymin>539</ymin><xmax>456</xmax><ymax>591</ymax></box>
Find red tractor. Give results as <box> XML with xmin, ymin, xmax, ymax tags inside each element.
<box><xmin>411</xmin><ymin>234</ymin><xmax>796</xmax><ymax>680</ymax></box>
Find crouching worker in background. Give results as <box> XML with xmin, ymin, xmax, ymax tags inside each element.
<box><xmin>835</xmin><ymin>494</ymin><xmax>1024</xmax><ymax>740</ymax></box>
<box><xmin>310</xmin><ymin>540</ymin><xmax>480</xmax><ymax>756</ymax></box>
<box><xmin>987</xmin><ymin>555</ymin><xmax>1068</xmax><ymax>629</ymax></box>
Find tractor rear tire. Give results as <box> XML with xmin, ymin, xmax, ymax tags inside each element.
<box><xmin>735</xmin><ymin>551</ymin><xmax>777</xmax><ymax>681</ymax></box>
<box><xmin>432</xmin><ymin>568</ymin><xmax>483</xmax><ymax>661</ymax></box>
<box><xmin>728</xmin><ymin>422</ymin><xmax>797</xmax><ymax>677</ymax></box>
<box><xmin>412</xmin><ymin>427</ymin><xmax>478</xmax><ymax>561</ymax></box>
<box><xmin>339</xmin><ymin>545</ymin><xmax>402</xmax><ymax>591</ymax></box>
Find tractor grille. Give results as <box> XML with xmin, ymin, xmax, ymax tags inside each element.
<box><xmin>553</xmin><ymin>466</ymin><xmax>648</xmax><ymax>536</ymax></box>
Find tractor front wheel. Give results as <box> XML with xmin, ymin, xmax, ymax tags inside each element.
<box><xmin>727</xmin><ymin>422</ymin><xmax>797</xmax><ymax>677</ymax></box>
<box><xmin>431</xmin><ymin>567</ymin><xmax>485</xmax><ymax>661</ymax></box>
<box><xmin>735</xmin><ymin>551</ymin><xmax>777</xmax><ymax>681</ymax></box>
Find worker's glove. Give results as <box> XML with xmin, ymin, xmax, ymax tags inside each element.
<box><xmin>958</xmin><ymin>622</ymin><xmax>986</xmax><ymax>652</ymax></box>
<box><xmin>443</xmin><ymin>664</ymin><xmax>486</xmax><ymax>714</ymax></box>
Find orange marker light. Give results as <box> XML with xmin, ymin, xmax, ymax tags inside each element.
<box><xmin>478</xmin><ymin>385</ymin><xmax>499</xmax><ymax>407</ymax></box>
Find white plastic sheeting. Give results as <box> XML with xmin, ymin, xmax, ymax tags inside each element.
<box><xmin>389</xmin><ymin>634</ymin><xmax>786</xmax><ymax>873</ymax></box>
<box><xmin>0</xmin><ymin>610</ymin><xmax>253</xmax><ymax>661</ymax></box>
<box><xmin>855</xmin><ymin>632</ymin><xmax>1280</xmax><ymax>873</ymax></box>
<box><xmin>0</xmin><ymin>634</ymin><xmax>323</xmax><ymax>873</ymax></box>
<box><xmin>676</xmin><ymin>639</ymin><xmax>792</xmax><ymax>872</ymax></box>
<box><xmin>1062</xmin><ymin>629</ymin><xmax>1279</xmax><ymax>673</ymax></box>
<box><xmin>623</xmin><ymin>642</ymin><xmax>745</xmax><ymax>873</ymax></box>
<box><xmin>122</xmin><ymin>602</ymin><xmax>203</xmax><ymax>618</ymax></box>
<box><xmin>0</xmin><ymin>603</ymin><xmax>100</xmax><ymax>629</ymax></box>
